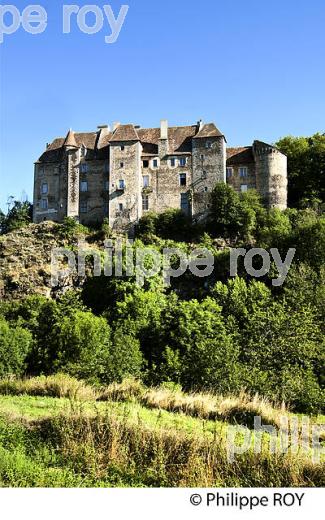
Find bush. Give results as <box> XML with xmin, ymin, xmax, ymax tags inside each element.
<box><xmin>0</xmin><ymin>318</ymin><xmax>32</xmax><ymax>377</ymax></box>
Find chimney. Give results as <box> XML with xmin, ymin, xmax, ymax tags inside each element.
<box><xmin>160</xmin><ymin>119</ymin><xmax>168</xmax><ymax>140</ymax></box>
<box><xmin>197</xmin><ymin>119</ymin><xmax>203</xmax><ymax>131</ymax></box>
<box><xmin>97</xmin><ymin>124</ymin><xmax>110</xmax><ymax>130</ymax></box>
<box><xmin>113</xmin><ymin>121</ymin><xmax>121</xmax><ymax>131</ymax></box>
<box><xmin>159</xmin><ymin>120</ymin><xmax>169</xmax><ymax>158</ymax></box>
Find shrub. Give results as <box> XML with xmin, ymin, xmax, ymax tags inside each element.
<box><xmin>0</xmin><ymin>318</ymin><xmax>32</xmax><ymax>377</ymax></box>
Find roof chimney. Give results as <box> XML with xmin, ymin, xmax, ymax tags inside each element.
<box><xmin>160</xmin><ymin>119</ymin><xmax>168</xmax><ymax>140</ymax></box>
<box><xmin>197</xmin><ymin>119</ymin><xmax>204</xmax><ymax>131</ymax></box>
<box><xmin>113</xmin><ymin>121</ymin><xmax>121</xmax><ymax>131</ymax></box>
<box><xmin>97</xmin><ymin>124</ymin><xmax>110</xmax><ymax>130</ymax></box>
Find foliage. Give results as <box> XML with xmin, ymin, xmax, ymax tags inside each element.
<box><xmin>0</xmin><ymin>318</ymin><xmax>32</xmax><ymax>377</ymax></box>
<box><xmin>276</xmin><ymin>133</ymin><xmax>325</xmax><ymax>207</ymax></box>
<box><xmin>0</xmin><ymin>201</ymin><xmax>32</xmax><ymax>234</ymax></box>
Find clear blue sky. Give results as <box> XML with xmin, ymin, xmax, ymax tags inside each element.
<box><xmin>0</xmin><ymin>0</ymin><xmax>324</xmax><ymax>211</ymax></box>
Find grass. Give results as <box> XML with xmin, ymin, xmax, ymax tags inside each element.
<box><xmin>0</xmin><ymin>375</ymin><xmax>324</xmax><ymax>487</ymax></box>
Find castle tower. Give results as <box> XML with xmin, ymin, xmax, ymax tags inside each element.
<box><xmin>191</xmin><ymin>122</ymin><xmax>226</xmax><ymax>218</ymax></box>
<box><xmin>63</xmin><ymin>129</ymin><xmax>80</xmax><ymax>219</ymax></box>
<box><xmin>253</xmin><ymin>141</ymin><xmax>287</xmax><ymax>209</ymax></box>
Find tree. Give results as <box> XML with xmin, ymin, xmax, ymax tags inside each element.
<box><xmin>276</xmin><ymin>134</ymin><xmax>325</xmax><ymax>207</ymax></box>
<box><xmin>0</xmin><ymin>201</ymin><xmax>32</xmax><ymax>234</ymax></box>
<box><xmin>209</xmin><ymin>184</ymin><xmax>255</xmax><ymax>240</ymax></box>
<box><xmin>0</xmin><ymin>318</ymin><xmax>32</xmax><ymax>377</ymax></box>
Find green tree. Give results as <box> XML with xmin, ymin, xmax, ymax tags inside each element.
<box><xmin>276</xmin><ymin>133</ymin><xmax>325</xmax><ymax>207</ymax></box>
<box><xmin>0</xmin><ymin>201</ymin><xmax>32</xmax><ymax>234</ymax></box>
<box><xmin>209</xmin><ymin>184</ymin><xmax>255</xmax><ymax>240</ymax></box>
<box><xmin>0</xmin><ymin>318</ymin><xmax>33</xmax><ymax>377</ymax></box>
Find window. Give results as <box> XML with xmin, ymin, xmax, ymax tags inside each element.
<box><xmin>41</xmin><ymin>182</ymin><xmax>48</xmax><ymax>194</ymax></box>
<box><xmin>200</xmin><ymin>154</ymin><xmax>205</xmax><ymax>161</ymax></box>
<box><xmin>41</xmin><ymin>198</ymin><xmax>48</xmax><ymax>210</ymax></box>
<box><xmin>153</xmin><ymin>159</ymin><xmax>158</xmax><ymax>168</ymax></box>
<box><xmin>239</xmin><ymin>167</ymin><xmax>248</xmax><ymax>178</ymax></box>
<box><xmin>143</xmin><ymin>160</ymin><xmax>149</xmax><ymax>168</ymax></box>
<box><xmin>241</xmin><ymin>184</ymin><xmax>248</xmax><ymax>193</ymax></box>
<box><xmin>179</xmin><ymin>173</ymin><xmax>187</xmax><ymax>186</ymax></box>
<box><xmin>205</xmin><ymin>141</ymin><xmax>212</xmax><ymax>149</ymax></box>
<box><xmin>80</xmin><ymin>163</ymin><xmax>88</xmax><ymax>173</ymax></box>
<box><xmin>38</xmin><ymin>165</ymin><xmax>45</xmax><ymax>176</ymax></box>
<box><xmin>118</xmin><ymin>203</ymin><xmax>124</xmax><ymax>212</ymax></box>
<box><xmin>80</xmin><ymin>201</ymin><xmax>88</xmax><ymax>213</ymax></box>
<box><xmin>121</xmin><ymin>145</ymin><xmax>125</xmax><ymax>151</ymax></box>
<box><xmin>204</xmin><ymin>187</ymin><xmax>208</xmax><ymax>192</ymax></box>
<box><xmin>179</xmin><ymin>157</ymin><xmax>187</xmax><ymax>167</ymax></box>
<box><xmin>104</xmin><ymin>202</ymin><xmax>109</xmax><ymax>216</ymax></box>
<box><xmin>120</xmin><ymin>162</ymin><xmax>124</xmax><ymax>168</ymax></box>
<box><xmin>170</xmin><ymin>158</ymin><xmax>176</xmax><ymax>167</ymax></box>
<box><xmin>143</xmin><ymin>175</ymin><xmax>150</xmax><ymax>187</ymax></box>
<box><xmin>118</xmin><ymin>179</ymin><xmax>125</xmax><ymax>190</ymax></box>
<box><xmin>104</xmin><ymin>180</ymin><xmax>109</xmax><ymax>191</ymax></box>
<box><xmin>142</xmin><ymin>194</ymin><xmax>149</xmax><ymax>211</ymax></box>
<box><xmin>80</xmin><ymin>181</ymin><xmax>88</xmax><ymax>192</ymax></box>
<box><xmin>202</xmin><ymin>171</ymin><xmax>207</xmax><ymax>179</ymax></box>
<box><xmin>226</xmin><ymin>167</ymin><xmax>233</xmax><ymax>178</ymax></box>
<box><xmin>180</xmin><ymin>193</ymin><xmax>189</xmax><ymax>214</ymax></box>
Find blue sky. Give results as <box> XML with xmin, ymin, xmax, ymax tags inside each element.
<box><xmin>0</xmin><ymin>0</ymin><xmax>324</xmax><ymax>211</ymax></box>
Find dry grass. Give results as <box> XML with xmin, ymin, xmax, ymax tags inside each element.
<box><xmin>35</xmin><ymin>409</ymin><xmax>325</xmax><ymax>487</ymax></box>
<box><xmin>98</xmin><ymin>378</ymin><xmax>145</xmax><ymax>402</ymax></box>
<box><xmin>0</xmin><ymin>374</ymin><xmax>96</xmax><ymax>401</ymax></box>
<box><xmin>99</xmin><ymin>380</ymin><xmax>288</xmax><ymax>429</ymax></box>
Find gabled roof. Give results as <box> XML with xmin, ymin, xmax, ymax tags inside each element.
<box><xmin>138</xmin><ymin>125</ymin><xmax>198</xmax><ymax>154</ymax></box>
<box><xmin>193</xmin><ymin>123</ymin><xmax>224</xmax><ymax>139</ymax></box>
<box><xmin>109</xmin><ymin>124</ymin><xmax>140</xmax><ymax>142</ymax></box>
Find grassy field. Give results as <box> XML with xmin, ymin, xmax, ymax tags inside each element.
<box><xmin>0</xmin><ymin>375</ymin><xmax>324</xmax><ymax>488</ymax></box>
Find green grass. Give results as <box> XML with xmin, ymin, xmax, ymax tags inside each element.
<box><xmin>0</xmin><ymin>377</ymin><xmax>324</xmax><ymax>488</ymax></box>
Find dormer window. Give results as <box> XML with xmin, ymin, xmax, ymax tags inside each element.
<box><xmin>153</xmin><ymin>159</ymin><xmax>158</xmax><ymax>168</ymax></box>
<box><xmin>143</xmin><ymin>160</ymin><xmax>149</xmax><ymax>168</ymax></box>
<box><xmin>170</xmin><ymin>158</ymin><xmax>176</xmax><ymax>167</ymax></box>
<box><xmin>179</xmin><ymin>157</ymin><xmax>187</xmax><ymax>167</ymax></box>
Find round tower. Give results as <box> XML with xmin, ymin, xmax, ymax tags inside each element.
<box><xmin>253</xmin><ymin>141</ymin><xmax>287</xmax><ymax>210</ymax></box>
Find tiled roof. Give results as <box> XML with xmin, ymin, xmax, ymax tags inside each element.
<box><xmin>109</xmin><ymin>124</ymin><xmax>139</xmax><ymax>142</ymax></box>
<box><xmin>193</xmin><ymin>123</ymin><xmax>224</xmax><ymax>139</ymax></box>
<box><xmin>63</xmin><ymin>130</ymin><xmax>79</xmax><ymax>148</ymax></box>
<box><xmin>138</xmin><ymin>125</ymin><xmax>197</xmax><ymax>154</ymax></box>
<box><xmin>227</xmin><ymin>147</ymin><xmax>254</xmax><ymax>164</ymax></box>
<box><xmin>39</xmin><ymin>122</ymin><xmax>225</xmax><ymax>161</ymax></box>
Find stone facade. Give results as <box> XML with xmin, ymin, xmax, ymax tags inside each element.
<box><xmin>33</xmin><ymin>120</ymin><xmax>287</xmax><ymax>230</ymax></box>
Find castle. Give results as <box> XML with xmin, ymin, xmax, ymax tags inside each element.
<box><xmin>33</xmin><ymin>120</ymin><xmax>287</xmax><ymax>230</ymax></box>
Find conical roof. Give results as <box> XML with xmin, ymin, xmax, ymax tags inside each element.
<box><xmin>63</xmin><ymin>129</ymin><xmax>79</xmax><ymax>148</ymax></box>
